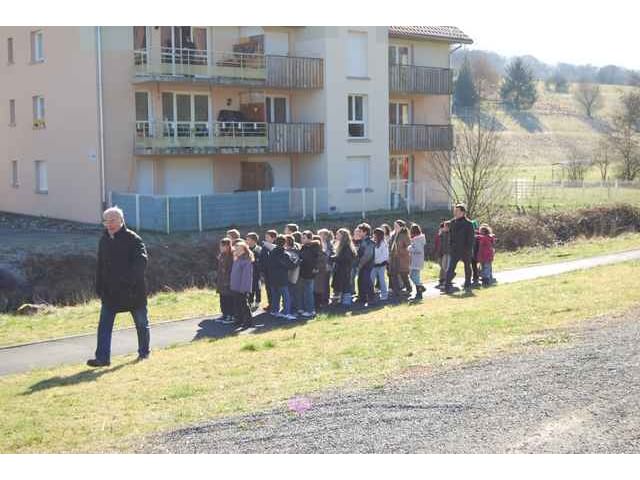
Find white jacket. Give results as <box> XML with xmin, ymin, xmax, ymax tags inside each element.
<box><xmin>374</xmin><ymin>239</ymin><xmax>389</xmax><ymax>265</ymax></box>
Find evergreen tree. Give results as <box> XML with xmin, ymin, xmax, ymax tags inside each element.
<box><xmin>500</xmin><ymin>57</ymin><xmax>538</xmax><ymax>110</ymax></box>
<box><xmin>454</xmin><ymin>56</ymin><xmax>478</xmax><ymax>111</ymax></box>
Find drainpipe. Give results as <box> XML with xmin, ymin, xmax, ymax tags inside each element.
<box><xmin>96</xmin><ymin>26</ymin><xmax>106</xmax><ymax>210</ymax></box>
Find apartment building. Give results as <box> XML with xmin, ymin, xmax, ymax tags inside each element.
<box><xmin>0</xmin><ymin>26</ymin><xmax>472</xmax><ymax>225</ymax></box>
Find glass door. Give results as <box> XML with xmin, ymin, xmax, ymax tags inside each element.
<box><xmin>265</xmin><ymin>96</ymin><xmax>288</xmax><ymax>123</ymax></box>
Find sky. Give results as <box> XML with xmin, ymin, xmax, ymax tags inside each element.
<box><xmin>9</xmin><ymin>0</ymin><xmax>640</xmax><ymax>71</ymax></box>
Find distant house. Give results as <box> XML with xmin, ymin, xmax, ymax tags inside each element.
<box><xmin>0</xmin><ymin>26</ymin><xmax>472</xmax><ymax>224</ymax></box>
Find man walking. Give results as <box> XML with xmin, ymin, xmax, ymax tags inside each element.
<box><xmin>444</xmin><ymin>204</ymin><xmax>475</xmax><ymax>293</ymax></box>
<box><xmin>355</xmin><ymin>223</ymin><xmax>375</xmax><ymax>305</ymax></box>
<box><xmin>87</xmin><ymin>207</ymin><xmax>150</xmax><ymax>367</ymax></box>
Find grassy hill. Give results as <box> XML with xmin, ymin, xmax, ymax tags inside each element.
<box><xmin>457</xmin><ymin>82</ymin><xmax>637</xmax><ymax>182</ymax></box>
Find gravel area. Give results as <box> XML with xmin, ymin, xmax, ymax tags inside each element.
<box><xmin>142</xmin><ymin>309</ymin><xmax>640</xmax><ymax>453</ymax></box>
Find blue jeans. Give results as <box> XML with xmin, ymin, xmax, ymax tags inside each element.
<box><xmin>481</xmin><ymin>262</ymin><xmax>493</xmax><ymax>281</ymax></box>
<box><xmin>271</xmin><ymin>286</ymin><xmax>291</xmax><ymax>315</ymax></box>
<box><xmin>371</xmin><ymin>266</ymin><xmax>388</xmax><ymax>299</ymax></box>
<box><xmin>410</xmin><ymin>268</ymin><xmax>423</xmax><ymax>287</ymax></box>
<box><xmin>95</xmin><ymin>304</ymin><xmax>150</xmax><ymax>363</ymax></box>
<box><xmin>301</xmin><ymin>278</ymin><xmax>315</xmax><ymax>313</ymax></box>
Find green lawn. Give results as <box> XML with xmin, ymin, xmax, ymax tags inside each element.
<box><xmin>1</xmin><ymin>260</ymin><xmax>639</xmax><ymax>453</ymax></box>
<box><xmin>1</xmin><ymin>232</ymin><xmax>639</xmax><ymax>348</ymax></box>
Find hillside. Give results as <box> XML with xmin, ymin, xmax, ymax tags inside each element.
<box><xmin>454</xmin><ymin>82</ymin><xmax>637</xmax><ymax>182</ymax></box>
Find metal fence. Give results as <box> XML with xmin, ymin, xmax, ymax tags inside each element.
<box><xmin>507</xmin><ymin>179</ymin><xmax>640</xmax><ymax>208</ymax></box>
<box><xmin>110</xmin><ymin>182</ymin><xmax>451</xmax><ymax>233</ymax></box>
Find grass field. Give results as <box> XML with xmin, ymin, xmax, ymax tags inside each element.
<box><xmin>2</xmin><ymin>232</ymin><xmax>639</xmax><ymax>348</ymax></box>
<box><xmin>1</xmin><ymin>260</ymin><xmax>639</xmax><ymax>453</ymax></box>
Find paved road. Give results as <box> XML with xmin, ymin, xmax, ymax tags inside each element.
<box><xmin>142</xmin><ymin>309</ymin><xmax>640</xmax><ymax>453</ymax></box>
<box><xmin>1</xmin><ymin>249</ymin><xmax>639</xmax><ymax>376</ymax></box>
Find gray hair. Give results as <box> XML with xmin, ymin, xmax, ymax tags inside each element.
<box><xmin>103</xmin><ymin>206</ymin><xmax>125</xmax><ymax>222</ymax></box>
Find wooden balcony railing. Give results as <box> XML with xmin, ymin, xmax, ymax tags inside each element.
<box><xmin>134</xmin><ymin>121</ymin><xmax>324</xmax><ymax>155</ymax></box>
<box><xmin>389</xmin><ymin>64</ymin><xmax>452</xmax><ymax>95</ymax></box>
<box><xmin>389</xmin><ymin>124</ymin><xmax>453</xmax><ymax>152</ymax></box>
<box><xmin>134</xmin><ymin>47</ymin><xmax>323</xmax><ymax>89</ymax></box>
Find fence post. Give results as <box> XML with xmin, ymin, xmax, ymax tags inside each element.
<box><xmin>257</xmin><ymin>190</ymin><xmax>262</xmax><ymax>227</ymax></box>
<box><xmin>312</xmin><ymin>188</ymin><xmax>317</xmax><ymax>223</ymax></box>
<box><xmin>301</xmin><ymin>187</ymin><xmax>306</xmax><ymax>220</ymax></box>
<box><xmin>108</xmin><ymin>191</ymin><xmax>113</xmax><ymax>208</ymax></box>
<box><xmin>422</xmin><ymin>183</ymin><xmax>427</xmax><ymax>211</ymax></box>
<box><xmin>406</xmin><ymin>182</ymin><xmax>412</xmax><ymax>215</ymax></box>
<box><xmin>135</xmin><ymin>194</ymin><xmax>140</xmax><ymax>231</ymax></box>
<box><xmin>361</xmin><ymin>188</ymin><xmax>366</xmax><ymax>220</ymax></box>
<box><xmin>165</xmin><ymin>196</ymin><xmax>170</xmax><ymax>235</ymax></box>
<box><xmin>197</xmin><ymin>195</ymin><xmax>203</xmax><ymax>232</ymax></box>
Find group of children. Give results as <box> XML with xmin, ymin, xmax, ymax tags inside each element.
<box><xmin>215</xmin><ymin>217</ymin><xmax>497</xmax><ymax>329</ymax></box>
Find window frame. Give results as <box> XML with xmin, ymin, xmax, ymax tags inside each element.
<box><xmin>32</xmin><ymin>95</ymin><xmax>45</xmax><ymax>128</ymax></box>
<box><xmin>9</xmin><ymin>99</ymin><xmax>16</xmax><ymax>126</ymax></box>
<box><xmin>11</xmin><ymin>160</ymin><xmax>19</xmax><ymax>188</ymax></box>
<box><xmin>389</xmin><ymin>101</ymin><xmax>410</xmax><ymax>125</ymax></box>
<box><xmin>34</xmin><ymin>160</ymin><xmax>48</xmax><ymax>194</ymax></box>
<box><xmin>347</xmin><ymin>94</ymin><xmax>367</xmax><ymax>138</ymax></box>
<box><xmin>31</xmin><ymin>30</ymin><xmax>44</xmax><ymax>63</ymax></box>
<box><xmin>389</xmin><ymin>44</ymin><xmax>410</xmax><ymax>65</ymax></box>
<box><xmin>7</xmin><ymin>37</ymin><xmax>14</xmax><ymax>65</ymax></box>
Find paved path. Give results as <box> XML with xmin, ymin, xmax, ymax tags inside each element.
<box><xmin>1</xmin><ymin>249</ymin><xmax>639</xmax><ymax>377</ymax></box>
<box><xmin>143</xmin><ymin>309</ymin><xmax>640</xmax><ymax>453</ymax></box>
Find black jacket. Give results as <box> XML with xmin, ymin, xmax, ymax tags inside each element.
<box><xmin>449</xmin><ymin>216</ymin><xmax>475</xmax><ymax>258</ymax></box>
<box><xmin>300</xmin><ymin>243</ymin><xmax>320</xmax><ymax>279</ymax></box>
<box><xmin>95</xmin><ymin>226</ymin><xmax>148</xmax><ymax>312</ymax></box>
<box><xmin>267</xmin><ymin>246</ymin><xmax>296</xmax><ymax>288</ymax></box>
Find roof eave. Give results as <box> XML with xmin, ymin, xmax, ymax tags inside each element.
<box><xmin>389</xmin><ymin>32</ymin><xmax>474</xmax><ymax>45</ymax></box>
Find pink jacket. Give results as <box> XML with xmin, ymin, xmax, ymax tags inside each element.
<box><xmin>476</xmin><ymin>234</ymin><xmax>496</xmax><ymax>264</ymax></box>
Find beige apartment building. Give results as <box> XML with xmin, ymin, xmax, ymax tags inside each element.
<box><xmin>0</xmin><ymin>26</ymin><xmax>472</xmax><ymax>226</ymax></box>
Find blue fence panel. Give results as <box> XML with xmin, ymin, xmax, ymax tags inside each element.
<box><xmin>111</xmin><ymin>192</ymin><xmax>137</xmax><ymax>228</ymax></box>
<box><xmin>139</xmin><ymin>195</ymin><xmax>168</xmax><ymax>232</ymax></box>
<box><xmin>169</xmin><ymin>196</ymin><xmax>199</xmax><ymax>232</ymax></box>
<box><xmin>261</xmin><ymin>190</ymin><xmax>291</xmax><ymax>224</ymax></box>
<box><xmin>201</xmin><ymin>191</ymin><xmax>260</xmax><ymax>229</ymax></box>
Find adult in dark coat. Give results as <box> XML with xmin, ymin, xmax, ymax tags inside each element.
<box><xmin>444</xmin><ymin>203</ymin><xmax>476</xmax><ymax>292</ymax></box>
<box><xmin>87</xmin><ymin>207</ymin><xmax>150</xmax><ymax>367</ymax></box>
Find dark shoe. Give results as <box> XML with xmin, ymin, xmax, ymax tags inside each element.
<box><xmin>472</xmin><ymin>281</ymin><xmax>481</xmax><ymax>288</ymax></box>
<box><xmin>463</xmin><ymin>284</ymin><xmax>472</xmax><ymax>292</ymax></box>
<box><xmin>87</xmin><ymin>358</ymin><xmax>110</xmax><ymax>367</ymax></box>
<box><xmin>136</xmin><ymin>354</ymin><xmax>150</xmax><ymax>362</ymax></box>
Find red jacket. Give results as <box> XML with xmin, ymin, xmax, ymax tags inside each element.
<box><xmin>476</xmin><ymin>234</ymin><xmax>496</xmax><ymax>263</ymax></box>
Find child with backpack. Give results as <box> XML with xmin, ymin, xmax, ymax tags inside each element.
<box><xmin>476</xmin><ymin>224</ymin><xmax>497</xmax><ymax>286</ymax></box>
<box><xmin>408</xmin><ymin>223</ymin><xmax>426</xmax><ymax>301</ymax></box>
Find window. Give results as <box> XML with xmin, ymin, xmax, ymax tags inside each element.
<box><xmin>11</xmin><ymin>160</ymin><xmax>19</xmax><ymax>188</ymax></box>
<box><xmin>31</xmin><ymin>30</ymin><xmax>44</xmax><ymax>62</ymax></box>
<box><xmin>346</xmin><ymin>156</ymin><xmax>369</xmax><ymax>190</ymax></box>
<box><xmin>389</xmin><ymin>102</ymin><xmax>410</xmax><ymax>125</ymax></box>
<box><xmin>35</xmin><ymin>160</ymin><xmax>47</xmax><ymax>193</ymax></box>
<box><xmin>9</xmin><ymin>99</ymin><xmax>15</xmax><ymax>126</ymax></box>
<box><xmin>161</xmin><ymin>92</ymin><xmax>210</xmax><ymax>137</ymax></box>
<box><xmin>135</xmin><ymin>92</ymin><xmax>150</xmax><ymax>137</ymax></box>
<box><xmin>7</xmin><ymin>37</ymin><xmax>14</xmax><ymax>64</ymax></box>
<box><xmin>133</xmin><ymin>26</ymin><xmax>147</xmax><ymax>51</ymax></box>
<box><xmin>346</xmin><ymin>31</ymin><xmax>368</xmax><ymax>77</ymax></box>
<box><xmin>265</xmin><ymin>96</ymin><xmax>288</xmax><ymax>123</ymax></box>
<box><xmin>348</xmin><ymin>94</ymin><xmax>366</xmax><ymax>138</ymax></box>
<box><xmin>32</xmin><ymin>95</ymin><xmax>45</xmax><ymax>128</ymax></box>
<box><xmin>389</xmin><ymin>45</ymin><xmax>410</xmax><ymax>65</ymax></box>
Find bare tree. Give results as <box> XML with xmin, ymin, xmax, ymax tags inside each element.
<box><xmin>592</xmin><ymin>138</ymin><xmax>613</xmax><ymax>181</ymax></box>
<box><xmin>608</xmin><ymin>90</ymin><xmax>640</xmax><ymax>181</ymax></box>
<box><xmin>431</xmin><ymin>110</ymin><xmax>511</xmax><ymax>218</ymax></box>
<box><xmin>564</xmin><ymin>147</ymin><xmax>591</xmax><ymax>181</ymax></box>
<box><xmin>471</xmin><ymin>55</ymin><xmax>501</xmax><ymax>100</ymax></box>
<box><xmin>573</xmin><ymin>83</ymin><xmax>603</xmax><ymax>118</ymax></box>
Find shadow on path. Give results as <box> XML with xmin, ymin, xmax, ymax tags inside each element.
<box><xmin>22</xmin><ymin>361</ymin><xmax>134</xmax><ymax>395</ymax></box>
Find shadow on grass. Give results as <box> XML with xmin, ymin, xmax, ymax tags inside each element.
<box><xmin>505</xmin><ymin>109</ymin><xmax>544</xmax><ymax>133</ymax></box>
<box><xmin>22</xmin><ymin>361</ymin><xmax>135</xmax><ymax>395</ymax></box>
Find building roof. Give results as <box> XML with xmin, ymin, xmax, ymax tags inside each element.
<box><xmin>389</xmin><ymin>26</ymin><xmax>473</xmax><ymax>44</ymax></box>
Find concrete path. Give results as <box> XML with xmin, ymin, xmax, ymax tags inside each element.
<box><xmin>1</xmin><ymin>249</ymin><xmax>639</xmax><ymax>377</ymax></box>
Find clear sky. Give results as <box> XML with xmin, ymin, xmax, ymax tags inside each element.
<box><xmin>447</xmin><ymin>1</ymin><xmax>639</xmax><ymax>70</ymax></box>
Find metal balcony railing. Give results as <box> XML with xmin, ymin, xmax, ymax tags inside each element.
<box><xmin>133</xmin><ymin>47</ymin><xmax>323</xmax><ymax>88</ymax></box>
<box><xmin>389</xmin><ymin>64</ymin><xmax>452</xmax><ymax>95</ymax></box>
<box><xmin>389</xmin><ymin>124</ymin><xmax>453</xmax><ymax>152</ymax></box>
<box><xmin>135</xmin><ymin>121</ymin><xmax>324</xmax><ymax>154</ymax></box>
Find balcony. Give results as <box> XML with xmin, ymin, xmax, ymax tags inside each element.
<box><xmin>135</xmin><ymin>121</ymin><xmax>324</xmax><ymax>155</ymax></box>
<box><xmin>389</xmin><ymin>124</ymin><xmax>453</xmax><ymax>153</ymax></box>
<box><xmin>133</xmin><ymin>47</ymin><xmax>324</xmax><ymax>89</ymax></box>
<box><xmin>389</xmin><ymin>64</ymin><xmax>452</xmax><ymax>95</ymax></box>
